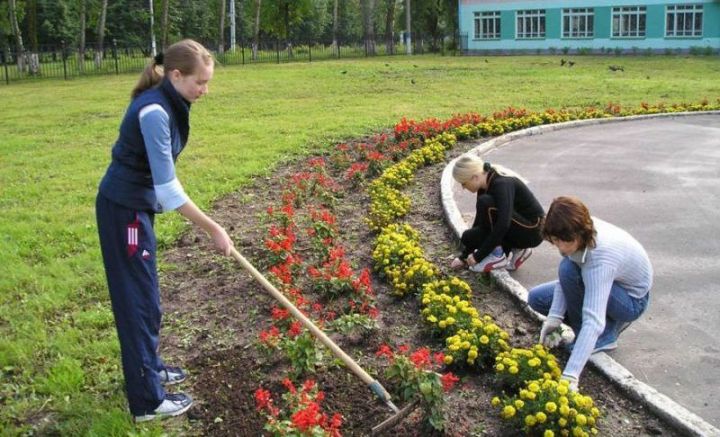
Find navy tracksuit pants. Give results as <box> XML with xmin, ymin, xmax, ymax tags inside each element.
<box><xmin>96</xmin><ymin>193</ymin><xmax>165</xmax><ymax>415</ymax></box>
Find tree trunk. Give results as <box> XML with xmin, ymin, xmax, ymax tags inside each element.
<box><xmin>218</xmin><ymin>0</ymin><xmax>226</xmax><ymax>55</ymax></box>
<box><xmin>252</xmin><ymin>0</ymin><xmax>261</xmax><ymax>60</ymax></box>
<box><xmin>362</xmin><ymin>0</ymin><xmax>376</xmax><ymax>55</ymax></box>
<box><xmin>331</xmin><ymin>0</ymin><xmax>338</xmax><ymax>56</ymax></box>
<box><xmin>27</xmin><ymin>0</ymin><xmax>40</xmax><ymax>74</ymax></box>
<box><xmin>229</xmin><ymin>0</ymin><xmax>236</xmax><ymax>51</ymax></box>
<box><xmin>95</xmin><ymin>0</ymin><xmax>108</xmax><ymax>68</ymax></box>
<box><xmin>149</xmin><ymin>0</ymin><xmax>157</xmax><ymax>56</ymax></box>
<box><xmin>405</xmin><ymin>0</ymin><xmax>412</xmax><ymax>55</ymax></box>
<box><xmin>161</xmin><ymin>0</ymin><xmax>170</xmax><ymax>50</ymax></box>
<box><xmin>8</xmin><ymin>0</ymin><xmax>27</xmax><ymax>73</ymax></box>
<box><xmin>384</xmin><ymin>0</ymin><xmax>395</xmax><ymax>55</ymax></box>
<box><xmin>79</xmin><ymin>0</ymin><xmax>86</xmax><ymax>73</ymax></box>
<box><xmin>283</xmin><ymin>1</ymin><xmax>292</xmax><ymax>59</ymax></box>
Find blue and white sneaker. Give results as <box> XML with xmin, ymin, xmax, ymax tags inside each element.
<box><xmin>134</xmin><ymin>393</ymin><xmax>193</xmax><ymax>422</ymax></box>
<box><xmin>469</xmin><ymin>246</ymin><xmax>508</xmax><ymax>272</ymax></box>
<box><xmin>160</xmin><ymin>366</ymin><xmax>187</xmax><ymax>385</ymax></box>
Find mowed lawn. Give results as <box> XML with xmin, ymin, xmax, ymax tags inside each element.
<box><xmin>1</xmin><ymin>54</ymin><xmax>719</xmax><ymax>435</ymax></box>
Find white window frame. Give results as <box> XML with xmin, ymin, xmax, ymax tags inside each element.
<box><xmin>562</xmin><ymin>8</ymin><xmax>595</xmax><ymax>38</ymax></box>
<box><xmin>612</xmin><ymin>6</ymin><xmax>647</xmax><ymax>38</ymax></box>
<box><xmin>474</xmin><ymin>11</ymin><xmax>501</xmax><ymax>40</ymax></box>
<box><xmin>666</xmin><ymin>4</ymin><xmax>703</xmax><ymax>37</ymax></box>
<box><xmin>516</xmin><ymin>10</ymin><xmax>546</xmax><ymax>39</ymax></box>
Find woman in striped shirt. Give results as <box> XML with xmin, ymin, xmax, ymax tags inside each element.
<box><xmin>528</xmin><ymin>196</ymin><xmax>652</xmax><ymax>391</ymax></box>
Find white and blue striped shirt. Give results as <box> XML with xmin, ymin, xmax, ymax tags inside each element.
<box><xmin>548</xmin><ymin>218</ymin><xmax>653</xmax><ymax>378</ymax></box>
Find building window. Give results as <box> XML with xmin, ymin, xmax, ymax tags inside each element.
<box><xmin>562</xmin><ymin>8</ymin><xmax>594</xmax><ymax>38</ymax></box>
<box><xmin>666</xmin><ymin>4</ymin><xmax>703</xmax><ymax>37</ymax></box>
<box><xmin>612</xmin><ymin>6</ymin><xmax>646</xmax><ymax>37</ymax></box>
<box><xmin>474</xmin><ymin>11</ymin><xmax>501</xmax><ymax>39</ymax></box>
<box><xmin>516</xmin><ymin>10</ymin><xmax>545</xmax><ymax>39</ymax></box>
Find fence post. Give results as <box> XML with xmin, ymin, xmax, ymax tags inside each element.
<box><xmin>308</xmin><ymin>42</ymin><xmax>312</xmax><ymax>62</ymax></box>
<box><xmin>241</xmin><ymin>39</ymin><xmax>245</xmax><ymax>65</ymax></box>
<box><xmin>112</xmin><ymin>39</ymin><xmax>119</xmax><ymax>75</ymax></box>
<box><xmin>276</xmin><ymin>39</ymin><xmax>280</xmax><ymax>64</ymax></box>
<box><xmin>61</xmin><ymin>40</ymin><xmax>68</xmax><ymax>80</ymax></box>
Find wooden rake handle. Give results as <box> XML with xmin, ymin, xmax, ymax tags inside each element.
<box><xmin>229</xmin><ymin>247</ymin><xmax>394</xmax><ymax>405</ymax></box>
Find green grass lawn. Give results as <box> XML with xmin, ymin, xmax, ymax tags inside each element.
<box><xmin>1</xmin><ymin>54</ymin><xmax>718</xmax><ymax>435</ymax></box>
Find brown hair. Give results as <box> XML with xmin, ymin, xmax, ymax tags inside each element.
<box><xmin>131</xmin><ymin>39</ymin><xmax>214</xmax><ymax>98</ymax></box>
<box><xmin>542</xmin><ymin>196</ymin><xmax>596</xmax><ymax>250</ymax></box>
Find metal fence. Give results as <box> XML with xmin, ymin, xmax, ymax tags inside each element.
<box><xmin>1</xmin><ymin>34</ymin><xmax>463</xmax><ymax>85</ymax></box>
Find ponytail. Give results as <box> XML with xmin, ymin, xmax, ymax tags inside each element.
<box><xmin>131</xmin><ymin>57</ymin><xmax>164</xmax><ymax>99</ymax></box>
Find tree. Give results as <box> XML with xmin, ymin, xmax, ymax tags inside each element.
<box><xmin>229</xmin><ymin>0</ymin><xmax>236</xmax><ymax>50</ymax></box>
<box><xmin>95</xmin><ymin>0</ymin><xmax>108</xmax><ymax>67</ymax></box>
<box><xmin>361</xmin><ymin>0</ymin><xmax>376</xmax><ymax>55</ymax></box>
<box><xmin>161</xmin><ymin>0</ymin><xmax>170</xmax><ymax>49</ymax></box>
<box><xmin>404</xmin><ymin>0</ymin><xmax>411</xmax><ymax>54</ymax></box>
<box><xmin>383</xmin><ymin>0</ymin><xmax>395</xmax><ymax>54</ymax></box>
<box><xmin>78</xmin><ymin>0</ymin><xmax>86</xmax><ymax>73</ymax></box>
<box><xmin>252</xmin><ymin>0</ymin><xmax>260</xmax><ymax>59</ymax></box>
<box><xmin>218</xmin><ymin>0</ymin><xmax>226</xmax><ymax>54</ymax></box>
<box><xmin>27</xmin><ymin>0</ymin><xmax>40</xmax><ymax>74</ymax></box>
<box><xmin>8</xmin><ymin>0</ymin><xmax>27</xmax><ymax>72</ymax></box>
<box><xmin>331</xmin><ymin>0</ymin><xmax>338</xmax><ymax>54</ymax></box>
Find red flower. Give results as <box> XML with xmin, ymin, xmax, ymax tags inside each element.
<box><xmin>271</xmin><ymin>306</ymin><xmax>290</xmax><ymax>321</ymax></box>
<box><xmin>291</xmin><ymin>402</ymin><xmax>322</xmax><ymax>431</ymax></box>
<box><xmin>254</xmin><ymin>387</ymin><xmax>272</xmax><ymax>410</ymax></box>
<box><xmin>440</xmin><ymin>372</ymin><xmax>460</xmax><ymax>392</ymax></box>
<box><xmin>433</xmin><ymin>352</ymin><xmax>446</xmax><ymax>366</ymax></box>
<box><xmin>302</xmin><ymin>379</ymin><xmax>316</xmax><ymax>392</ymax></box>
<box><xmin>410</xmin><ymin>347</ymin><xmax>432</xmax><ymax>370</ymax></box>
<box><xmin>282</xmin><ymin>378</ymin><xmax>297</xmax><ymax>394</ymax></box>
<box><xmin>376</xmin><ymin>344</ymin><xmax>394</xmax><ymax>359</ymax></box>
<box><xmin>398</xmin><ymin>344</ymin><xmax>409</xmax><ymax>354</ymax></box>
<box><xmin>288</xmin><ymin>321</ymin><xmax>302</xmax><ymax>338</ymax></box>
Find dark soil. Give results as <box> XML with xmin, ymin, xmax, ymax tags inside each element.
<box><xmin>158</xmin><ymin>143</ymin><xmax>679</xmax><ymax>436</ymax></box>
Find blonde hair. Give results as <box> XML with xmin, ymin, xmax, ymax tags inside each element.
<box><xmin>131</xmin><ymin>39</ymin><xmax>214</xmax><ymax>98</ymax></box>
<box><xmin>452</xmin><ymin>154</ymin><xmax>527</xmax><ymax>184</ymax></box>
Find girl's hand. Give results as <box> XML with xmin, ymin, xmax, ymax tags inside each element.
<box><xmin>211</xmin><ymin>225</ymin><xmax>234</xmax><ymax>256</ymax></box>
<box><xmin>466</xmin><ymin>254</ymin><xmax>477</xmax><ymax>266</ymax></box>
<box><xmin>450</xmin><ymin>257</ymin><xmax>466</xmax><ymax>269</ymax></box>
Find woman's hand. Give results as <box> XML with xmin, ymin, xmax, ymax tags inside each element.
<box><xmin>450</xmin><ymin>257</ymin><xmax>466</xmax><ymax>269</ymax></box>
<box><xmin>466</xmin><ymin>254</ymin><xmax>477</xmax><ymax>267</ymax></box>
<box><xmin>210</xmin><ymin>225</ymin><xmax>234</xmax><ymax>256</ymax></box>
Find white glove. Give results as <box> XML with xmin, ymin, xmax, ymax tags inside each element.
<box><xmin>539</xmin><ymin>316</ymin><xmax>563</xmax><ymax>347</ymax></box>
<box><xmin>562</xmin><ymin>374</ymin><xmax>579</xmax><ymax>392</ymax></box>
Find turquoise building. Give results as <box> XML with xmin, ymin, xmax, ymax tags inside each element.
<box><xmin>458</xmin><ymin>0</ymin><xmax>720</xmax><ymax>53</ymax></box>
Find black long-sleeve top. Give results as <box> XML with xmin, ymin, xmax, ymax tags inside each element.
<box><xmin>470</xmin><ymin>170</ymin><xmax>545</xmax><ymax>262</ymax></box>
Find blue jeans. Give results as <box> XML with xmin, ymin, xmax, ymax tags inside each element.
<box><xmin>528</xmin><ymin>258</ymin><xmax>650</xmax><ymax>342</ymax></box>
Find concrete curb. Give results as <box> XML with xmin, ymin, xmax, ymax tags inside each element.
<box><xmin>440</xmin><ymin>111</ymin><xmax>720</xmax><ymax>437</ymax></box>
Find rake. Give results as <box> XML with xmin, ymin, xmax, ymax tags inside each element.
<box><xmin>230</xmin><ymin>247</ymin><xmax>418</xmax><ymax>434</ymax></box>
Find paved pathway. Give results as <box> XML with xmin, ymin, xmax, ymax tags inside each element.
<box><xmin>451</xmin><ymin>114</ymin><xmax>720</xmax><ymax>428</ymax></box>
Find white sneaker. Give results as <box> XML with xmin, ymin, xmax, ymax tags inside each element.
<box><xmin>134</xmin><ymin>393</ymin><xmax>193</xmax><ymax>422</ymax></box>
<box><xmin>469</xmin><ymin>247</ymin><xmax>508</xmax><ymax>272</ymax></box>
<box><xmin>506</xmin><ymin>248</ymin><xmax>532</xmax><ymax>271</ymax></box>
<box><xmin>159</xmin><ymin>366</ymin><xmax>187</xmax><ymax>385</ymax></box>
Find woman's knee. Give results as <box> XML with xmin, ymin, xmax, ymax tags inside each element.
<box><xmin>527</xmin><ymin>282</ymin><xmax>555</xmax><ymax>315</ymax></box>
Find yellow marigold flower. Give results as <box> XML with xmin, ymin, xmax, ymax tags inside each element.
<box><xmin>546</xmin><ymin>402</ymin><xmax>557</xmax><ymax>413</ymax></box>
<box><xmin>514</xmin><ymin>399</ymin><xmax>524</xmax><ymax>409</ymax></box>
<box><xmin>502</xmin><ymin>405</ymin><xmax>516</xmax><ymax>419</ymax></box>
<box><xmin>466</xmin><ymin>358</ymin><xmax>475</xmax><ymax>365</ymax></box>
<box><xmin>587</xmin><ymin>416</ymin><xmax>595</xmax><ymax>426</ymax></box>
<box><xmin>444</xmin><ymin>355</ymin><xmax>453</xmax><ymax>365</ymax></box>
<box><xmin>427</xmin><ymin>315</ymin><xmax>437</xmax><ymax>323</ymax></box>
<box><xmin>557</xmin><ymin>384</ymin><xmax>569</xmax><ymax>396</ymax></box>
<box><xmin>525</xmin><ymin>414</ymin><xmax>537</xmax><ymax>427</ymax></box>
<box><xmin>544</xmin><ymin>430</ymin><xmax>555</xmax><ymax>437</ymax></box>
<box><xmin>528</xmin><ymin>358</ymin><xmax>541</xmax><ymax>367</ymax></box>
<box><xmin>536</xmin><ymin>412</ymin><xmax>547</xmax><ymax>423</ymax></box>
<box><xmin>572</xmin><ymin>427</ymin><xmax>584</xmax><ymax>437</ymax></box>
<box><xmin>591</xmin><ymin>428</ymin><xmax>598</xmax><ymax>435</ymax></box>
<box><xmin>480</xmin><ymin>335</ymin><xmax>490</xmax><ymax>345</ymax></box>
<box><xmin>468</xmin><ymin>350</ymin><xmax>478</xmax><ymax>359</ymax></box>
<box><xmin>590</xmin><ymin>407</ymin><xmax>600</xmax><ymax>417</ymax></box>
<box><xmin>559</xmin><ymin>396</ymin><xmax>569</xmax><ymax>405</ymax></box>
<box><xmin>509</xmin><ymin>366</ymin><xmax>518</xmax><ymax>374</ymax></box>
<box><xmin>422</xmin><ymin>298</ymin><xmax>430</xmax><ymax>305</ymax></box>
<box><xmin>491</xmin><ymin>396</ymin><xmax>501</xmax><ymax>407</ymax></box>
<box><xmin>526</xmin><ymin>391</ymin><xmax>536</xmax><ymax>400</ymax></box>
<box><xmin>438</xmin><ymin>321</ymin><xmax>447</xmax><ymax>329</ymax></box>
<box><xmin>496</xmin><ymin>363</ymin><xmax>505</xmax><ymax>372</ymax></box>
<box><xmin>559</xmin><ymin>418</ymin><xmax>567</xmax><ymax>427</ymax></box>
<box><xmin>559</xmin><ymin>404</ymin><xmax>570</xmax><ymax>417</ymax></box>
<box><xmin>575</xmin><ymin>414</ymin><xmax>587</xmax><ymax>426</ymax></box>
<box><xmin>528</xmin><ymin>382</ymin><xmax>541</xmax><ymax>393</ymax></box>
<box><xmin>561</xmin><ymin>430</ymin><xmax>570</xmax><ymax>437</ymax></box>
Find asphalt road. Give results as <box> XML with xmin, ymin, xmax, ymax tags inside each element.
<box><xmin>452</xmin><ymin>114</ymin><xmax>720</xmax><ymax>427</ymax></box>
